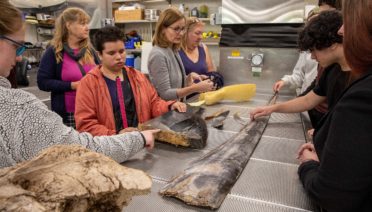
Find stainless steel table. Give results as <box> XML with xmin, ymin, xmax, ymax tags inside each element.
<box><xmin>123</xmin><ymin>92</ymin><xmax>316</xmax><ymax>212</ymax></box>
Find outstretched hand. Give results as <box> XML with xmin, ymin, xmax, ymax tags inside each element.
<box><xmin>250</xmin><ymin>106</ymin><xmax>274</xmax><ymax>120</ymax></box>
<box><xmin>141</xmin><ymin>129</ymin><xmax>161</xmax><ymax>150</ymax></box>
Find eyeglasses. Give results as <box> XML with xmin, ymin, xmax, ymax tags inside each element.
<box><xmin>168</xmin><ymin>26</ymin><xmax>186</xmax><ymax>34</ymax></box>
<box><xmin>0</xmin><ymin>35</ymin><xmax>26</xmax><ymax>56</ymax></box>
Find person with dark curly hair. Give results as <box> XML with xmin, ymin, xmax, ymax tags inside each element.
<box><xmin>273</xmin><ymin>1</ymin><xmax>342</xmax><ymax>130</ymax></box>
<box><xmin>250</xmin><ymin>11</ymin><xmax>350</xmax><ymax>123</ymax></box>
<box><xmin>318</xmin><ymin>0</ymin><xmax>342</xmax><ymax>10</ymax></box>
<box><xmin>297</xmin><ymin>0</ymin><xmax>372</xmax><ymax>210</ymax></box>
<box><xmin>298</xmin><ymin>10</ymin><xmax>351</xmax><ymax>112</ymax></box>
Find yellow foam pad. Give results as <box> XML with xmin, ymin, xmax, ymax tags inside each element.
<box><xmin>199</xmin><ymin>84</ymin><xmax>256</xmax><ymax>105</ymax></box>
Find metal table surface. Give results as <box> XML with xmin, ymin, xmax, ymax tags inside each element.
<box><xmin>122</xmin><ymin>92</ymin><xmax>316</xmax><ymax>212</ymax></box>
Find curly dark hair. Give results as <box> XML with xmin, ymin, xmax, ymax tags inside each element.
<box><xmin>298</xmin><ymin>10</ymin><xmax>343</xmax><ymax>51</ymax></box>
<box><xmin>94</xmin><ymin>26</ymin><xmax>125</xmax><ymax>53</ymax></box>
<box><xmin>318</xmin><ymin>0</ymin><xmax>342</xmax><ymax>9</ymax></box>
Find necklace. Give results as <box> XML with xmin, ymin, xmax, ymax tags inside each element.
<box><xmin>101</xmin><ymin>66</ymin><xmax>123</xmax><ymax>81</ymax></box>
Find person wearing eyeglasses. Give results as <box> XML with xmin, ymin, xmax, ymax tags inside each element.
<box><xmin>179</xmin><ymin>17</ymin><xmax>224</xmax><ymax>90</ymax></box>
<box><xmin>0</xmin><ymin>35</ymin><xmax>27</xmax><ymax>89</ymax></box>
<box><xmin>37</xmin><ymin>8</ymin><xmax>100</xmax><ymax>128</ymax></box>
<box><xmin>1</xmin><ymin>34</ymin><xmax>28</xmax><ymax>88</ymax></box>
<box><xmin>148</xmin><ymin>7</ymin><xmax>215</xmax><ymax>101</ymax></box>
<box><xmin>0</xmin><ymin>0</ymin><xmax>159</xmax><ymax>168</ymax></box>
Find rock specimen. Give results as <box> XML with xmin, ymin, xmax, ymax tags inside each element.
<box><xmin>139</xmin><ymin>107</ymin><xmax>208</xmax><ymax>149</ymax></box>
<box><xmin>160</xmin><ymin>93</ymin><xmax>278</xmax><ymax>209</ymax></box>
<box><xmin>0</xmin><ymin>145</ymin><xmax>152</xmax><ymax>211</ymax></box>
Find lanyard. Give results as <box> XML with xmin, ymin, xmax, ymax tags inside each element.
<box><xmin>116</xmin><ymin>76</ymin><xmax>128</xmax><ymax>129</ymax></box>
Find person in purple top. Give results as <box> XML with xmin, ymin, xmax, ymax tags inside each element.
<box><xmin>37</xmin><ymin>8</ymin><xmax>99</xmax><ymax>128</ymax></box>
<box><xmin>179</xmin><ymin>17</ymin><xmax>223</xmax><ymax>89</ymax></box>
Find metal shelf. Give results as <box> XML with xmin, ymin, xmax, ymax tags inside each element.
<box><xmin>112</xmin><ymin>0</ymin><xmax>171</xmax><ymax>3</ymax></box>
<box><xmin>204</xmin><ymin>42</ymin><xmax>219</xmax><ymax>46</ymax></box>
<box><xmin>115</xmin><ymin>20</ymin><xmax>157</xmax><ymax>24</ymax></box>
<box><xmin>198</xmin><ymin>18</ymin><xmax>210</xmax><ymax>22</ymax></box>
<box><xmin>37</xmin><ymin>24</ymin><xmax>54</xmax><ymax>28</ymax></box>
<box><xmin>126</xmin><ymin>48</ymin><xmax>142</xmax><ymax>53</ymax></box>
<box><xmin>112</xmin><ymin>0</ymin><xmax>140</xmax><ymax>2</ymax></box>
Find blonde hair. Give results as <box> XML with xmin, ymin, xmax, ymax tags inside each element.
<box><xmin>181</xmin><ymin>17</ymin><xmax>205</xmax><ymax>50</ymax></box>
<box><xmin>51</xmin><ymin>7</ymin><xmax>94</xmax><ymax>64</ymax></box>
<box><xmin>0</xmin><ymin>0</ymin><xmax>22</xmax><ymax>35</ymax></box>
<box><xmin>152</xmin><ymin>7</ymin><xmax>185</xmax><ymax>50</ymax></box>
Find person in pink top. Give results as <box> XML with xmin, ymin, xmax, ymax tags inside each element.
<box><xmin>37</xmin><ymin>7</ymin><xmax>99</xmax><ymax>128</ymax></box>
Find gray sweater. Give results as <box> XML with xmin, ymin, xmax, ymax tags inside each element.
<box><xmin>148</xmin><ymin>46</ymin><xmax>186</xmax><ymax>101</ymax></box>
<box><xmin>0</xmin><ymin>77</ymin><xmax>145</xmax><ymax>168</ymax></box>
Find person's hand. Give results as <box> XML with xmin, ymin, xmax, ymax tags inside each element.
<box><xmin>118</xmin><ymin>127</ymin><xmax>138</xmax><ymax>134</ymax></box>
<box><xmin>273</xmin><ymin>80</ymin><xmax>285</xmax><ymax>92</ymax></box>
<box><xmin>186</xmin><ymin>72</ymin><xmax>203</xmax><ymax>86</ymax></box>
<box><xmin>297</xmin><ymin>143</ymin><xmax>315</xmax><ymax>158</ymax></box>
<box><xmin>141</xmin><ymin>129</ymin><xmax>161</xmax><ymax>150</ymax></box>
<box><xmin>250</xmin><ymin>106</ymin><xmax>275</xmax><ymax>120</ymax></box>
<box><xmin>298</xmin><ymin>148</ymin><xmax>319</xmax><ymax>164</ymax></box>
<box><xmin>194</xmin><ymin>79</ymin><xmax>215</xmax><ymax>93</ymax></box>
<box><xmin>171</xmin><ymin>102</ymin><xmax>187</xmax><ymax>112</ymax></box>
<box><xmin>307</xmin><ymin>128</ymin><xmax>315</xmax><ymax>137</ymax></box>
<box><xmin>189</xmin><ymin>72</ymin><xmax>203</xmax><ymax>81</ymax></box>
<box><xmin>200</xmin><ymin>74</ymin><xmax>209</xmax><ymax>80</ymax></box>
<box><xmin>71</xmin><ymin>81</ymin><xmax>80</xmax><ymax>90</ymax></box>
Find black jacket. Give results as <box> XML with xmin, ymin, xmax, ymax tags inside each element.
<box><xmin>298</xmin><ymin>70</ymin><xmax>372</xmax><ymax>212</ymax></box>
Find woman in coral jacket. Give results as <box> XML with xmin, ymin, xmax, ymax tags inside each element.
<box><xmin>74</xmin><ymin>26</ymin><xmax>186</xmax><ymax>136</ymax></box>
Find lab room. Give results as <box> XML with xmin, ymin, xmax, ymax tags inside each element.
<box><xmin>2</xmin><ymin>0</ymin><xmax>372</xmax><ymax>211</ymax></box>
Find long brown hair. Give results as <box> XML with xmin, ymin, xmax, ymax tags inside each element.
<box><xmin>152</xmin><ymin>7</ymin><xmax>185</xmax><ymax>50</ymax></box>
<box><xmin>342</xmin><ymin>0</ymin><xmax>372</xmax><ymax>74</ymax></box>
<box><xmin>0</xmin><ymin>0</ymin><xmax>22</xmax><ymax>35</ymax></box>
<box><xmin>51</xmin><ymin>7</ymin><xmax>94</xmax><ymax>64</ymax></box>
<box><xmin>181</xmin><ymin>17</ymin><xmax>205</xmax><ymax>51</ymax></box>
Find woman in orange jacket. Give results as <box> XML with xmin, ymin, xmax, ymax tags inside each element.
<box><xmin>75</xmin><ymin>26</ymin><xmax>186</xmax><ymax>136</ymax></box>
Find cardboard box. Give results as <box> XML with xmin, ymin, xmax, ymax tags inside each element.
<box><xmin>115</xmin><ymin>9</ymin><xmax>144</xmax><ymax>21</ymax></box>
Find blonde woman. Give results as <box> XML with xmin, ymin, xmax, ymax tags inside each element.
<box><xmin>148</xmin><ymin>8</ymin><xmax>214</xmax><ymax>101</ymax></box>
<box><xmin>37</xmin><ymin>7</ymin><xmax>99</xmax><ymax>128</ymax></box>
<box><xmin>179</xmin><ymin>17</ymin><xmax>223</xmax><ymax>89</ymax></box>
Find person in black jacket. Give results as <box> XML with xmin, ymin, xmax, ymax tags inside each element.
<box><xmin>297</xmin><ymin>0</ymin><xmax>372</xmax><ymax>211</ymax></box>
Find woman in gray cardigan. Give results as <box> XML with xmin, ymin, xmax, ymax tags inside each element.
<box><xmin>148</xmin><ymin>8</ymin><xmax>215</xmax><ymax>101</ymax></box>
<box><xmin>0</xmin><ymin>1</ymin><xmax>158</xmax><ymax>168</ymax></box>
